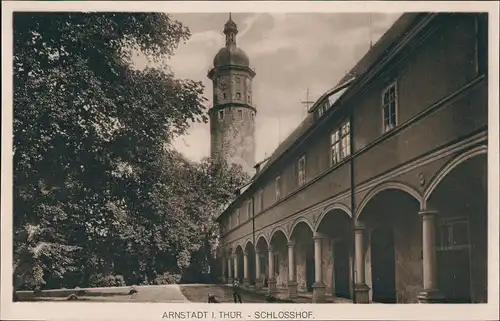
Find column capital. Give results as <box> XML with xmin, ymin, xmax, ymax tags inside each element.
<box><xmin>244</xmin><ymin>250</ymin><xmax>249</xmax><ymax>256</ymax></box>
<box><xmin>313</xmin><ymin>232</ymin><xmax>324</xmax><ymax>241</ymax></box>
<box><xmin>354</xmin><ymin>223</ymin><xmax>366</xmax><ymax>233</ymax></box>
<box><xmin>268</xmin><ymin>245</ymin><xmax>274</xmax><ymax>252</ymax></box>
<box><xmin>287</xmin><ymin>240</ymin><xmax>296</xmax><ymax>247</ymax></box>
<box><xmin>419</xmin><ymin>209</ymin><xmax>439</xmax><ymax>218</ymax></box>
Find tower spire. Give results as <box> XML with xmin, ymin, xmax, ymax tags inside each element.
<box><xmin>224</xmin><ymin>13</ymin><xmax>238</xmax><ymax>46</ymax></box>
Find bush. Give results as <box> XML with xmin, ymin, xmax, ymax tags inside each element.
<box><xmin>88</xmin><ymin>273</ymin><xmax>126</xmax><ymax>287</ymax></box>
<box><xmin>153</xmin><ymin>272</ymin><xmax>181</xmax><ymax>285</ymax></box>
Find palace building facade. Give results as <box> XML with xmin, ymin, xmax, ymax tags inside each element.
<box><xmin>215</xmin><ymin>12</ymin><xmax>489</xmax><ymax>303</ymax></box>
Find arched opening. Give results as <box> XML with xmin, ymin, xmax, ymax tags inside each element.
<box><xmin>358</xmin><ymin>186</ymin><xmax>422</xmax><ymax>303</ymax></box>
<box><xmin>244</xmin><ymin>242</ymin><xmax>256</xmax><ymax>285</ymax></box>
<box><xmin>270</xmin><ymin>229</ymin><xmax>288</xmax><ymax>288</ymax></box>
<box><xmin>290</xmin><ymin>220</ymin><xmax>314</xmax><ymax>292</ymax></box>
<box><xmin>256</xmin><ymin>236</ymin><xmax>269</xmax><ymax>287</ymax></box>
<box><xmin>427</xmin><ymin>153</ymin><xmax>487</xmax><ymax>303</ymax></box>
<box><xmin>316</xmin><ymin>208</ymin><xmax>353</xmax><ymax>299</ymax></box>
<box><xmin>235</xmin><ymin>246</ymin><xmax>244</xmax><ymax>283</ymax></box>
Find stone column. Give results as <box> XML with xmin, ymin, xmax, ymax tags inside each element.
<box><xmin>243</xmin><ymin>250</ymin><xmax>249</xmax><ymax>287</ymax></box>
<box><xmin>312</xmin><ymin>232</ymin><xmax>326</xmax><ymax>303</ymax></box>
<box><xmin>227</xmin><ymin>252</ymin><xmax>233</xmax><ymax>284</ymax></box>
<box><xmin>255</xmin><ymin>249</ymin><xmax>262</xmax><ymax>289</ymax></box>
<box><xmin>233</xmin><ymin>255</ymin><xmax>239</xmax><ymax>283</ymax></box>
<box><xmin>287</xmin><ymin>241</ymin><xmax>298</xmax><ymax>298</ymax></box>
<box><xmin>268</xmin><ymin>245</ymin><xmax>277</xmax><ymax>294</ymax></box>
<box><xmin>354</xmin><ymin>224</ymin><xmax>370</xmax><ymax>303</ymax></box>
<box><xmin>418</xmin><ymin>210</ymin><xmax>445</xmax><ymax>303</ymax></box>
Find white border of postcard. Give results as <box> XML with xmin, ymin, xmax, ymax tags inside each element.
<box><xmin>2</xmin><ymin>1</ymin><xmax>499</xmax><ymax>321</ymax></box>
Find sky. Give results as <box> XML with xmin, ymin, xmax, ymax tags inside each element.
<box><xmin>133</xmin><ymin>12</ymin><xmax>402</xmax><ymax>163</ymax></box>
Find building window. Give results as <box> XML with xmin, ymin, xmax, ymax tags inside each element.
<box><xmin>247</xmin><ymin>200</ymin><xmax>252</xmax><ymax>219</ymax></box>
<box><xmin>236</xmin><ymin>92</ymin><xmax>241</xmax><ymax>100</ymax></box>
<box><xmin>298</xmin><ymin>155</ymin><xmax>306</xmax><ymax>187</ymax></box>
<box><xmin>218</xmin><ymin>110</ymin><xmax>224</xmax><ymax>121</ymax></box>
<box><xmin>236</xmin><ymin>208</ymin><xmax>240</xmax><ymax>226</ymax></box>
<box><xmin>331</xmin><ymin>120</ymin><xmax>351</xmax><ymax>166</ymax></box>
<box><xmin>228</xmin><ymin>215</ymin><xmax>232</xmax><ymax>229</ymax></box>
<box><xmin>382</xmin><ymin>82</ymin><xmax>397</xmax><ymax>133</ymax></box>
<box><xmin>236</xmin><ymin>109</ymin><xmax>243</xmax><ymax>120</ymax></box>
<box><xmin>258</xmin><ymin>189</ymin><xmax>263</xmax><ymax>212</ymax></box>
<box><xmin>437</xmin><ymin>218</ymin><xmax>470</xmax><ymax>251</ymax></box>
<box><xmin>275</xmin><ymin>175</ymin><xmax>281</xmax><ymax>201</ymax></box>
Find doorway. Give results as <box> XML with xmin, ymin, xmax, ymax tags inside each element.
<box><xmin>334</xmin><ymin>239</ymin><xmax>351</xmax><ymax>299</ymax></box>
<box><xmin>371</xmin><ymin>227</ymin><xmax>397</xmax><ymax>303</ymax></box>
<box><xmin>306</xmin><ymin>245</ymin><xmax>315</xmax><ymax>292</ymax></box>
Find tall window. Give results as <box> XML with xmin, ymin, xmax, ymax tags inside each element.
<box><xmin>258</xmin><ymin>189</ymin><xmax>263</xmax><ymax>212</ymax></box>
<box><xmin>236</xmin><ymin>208</ymin><xmax>240</xmax><ymax>226</ymax></box>
<box><xmin>218</xmin><ymin>110</ymin><xmax>224</xmax><ymax>121</ymax></box>
<box><xmin>382</xmin><ymin>83</ymin><xmax>397</xmax><ymax>133</ymax></box>
<box><xmin>247</xmin><ymin>200</ymin><xmax>252</xmax><ymax>219</ymax></box>
<box><xmin>237</xmin><ymin>109</ymin><xmax>243</xmax><ymax>120</ymax></box>
<box><xmin>275</xmin><ymin>175</ymin><xmax>281</xmax><ymax>201</ymax></box>
<box><xmin>298</xmin><ymin>155</ymin><xmax>306</xmax><ymax>187</ymax></box>
<box><xmin>228</xmin><ymin>215</ymin><xmax>232</xmax><ymax>229</ymax></box>
<box><xmin>330</xmin><ymin>120</ymin><xmax>351</xmax><ymax>166</ymax></box>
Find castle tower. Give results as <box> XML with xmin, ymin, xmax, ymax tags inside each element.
<box><xmin>208</xmin><ymin>14</ymin><xmax>256</xmax><ymax>174</ymax></box>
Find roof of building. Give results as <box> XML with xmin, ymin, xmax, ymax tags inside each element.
<box><xmin>214</xmin><ymin>14</ymin><xmax>250</xmax><ymax>68</ymax></box>
<box><xmin>217</xmin><ymin>12</ymin><xmax>430</xmax><ymax>222</ymax></box>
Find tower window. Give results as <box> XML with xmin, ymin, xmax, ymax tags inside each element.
<box><xmin>236</xmin><ymin>93</ymin><xmax>241</xmax><ymax>100</ymax></box>
<box><xmin>248</xmin><ymin>96</ymin><xmax>251</xmax><ymax>104</ymax></box>
<box><xmin>237</xmin><ymin>109</ymin><xmax>243</xmax><ymax>120</ymax></box>
<box><xmin>218</xmin><ymin>110</ymin><xmax>224</xmax><ymax>120</ymax></box>
<box><xmin>223</xmin><ymin>93</ymin><xmax>227</xmax><ymax>100</ymax></box>
<box><xmin>235</xmin><ymin>77</ymin><xmax>241</xmax><ymax>83</ymax></box>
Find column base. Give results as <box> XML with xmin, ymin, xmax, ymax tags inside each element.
<box><xmin>255</xmin><ymin>277</ymin><xmax>262</xmax><ymax>289</ymax></box>
<box><xmin>268</xmin><ymin>278</ymin><xmax>277</xmax><ymax>294</ymax></box>
<box><xmin>287</xmin><ymin>281</ymin><xmax>298</xmax><ymax>299</ymax></box>
<box><xmin>418</xmin><ymin>289</ymin><xmax>446</xmax><ymax>303</ymax></box>
<box><xmin>227</xmin><ymin>277</ymin><xmax>234</xmax><ymax>284</ymax></box>
<box><xmin>354</xmin><ymin>283</ymin><xmax>371</xmax><ymax>303</ymax></box>
<box><xmin>312</xmin><ymin>283</ymin><xmax>326</xmax><ymax>303</ymax></box>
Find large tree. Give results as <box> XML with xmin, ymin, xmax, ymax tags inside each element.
<box><xmin>12</xmin><ymin>12</ymin><xmax>244</xmax><ymax>290</ymax></box>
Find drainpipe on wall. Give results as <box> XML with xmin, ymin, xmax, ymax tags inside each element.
<box><xmin>349</xmin><ymin>111</ymin><xmax>357</xmax><ymax>303</ymax></box>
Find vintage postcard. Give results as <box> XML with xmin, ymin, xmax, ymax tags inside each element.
<box><xmin>1</xmin><ymin>1</ymin><xmax>499</xmax><ymax>321</ymax></box>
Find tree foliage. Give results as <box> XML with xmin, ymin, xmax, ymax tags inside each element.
<box><xmin>13</xmin><ymin>12</ymin><xmax>249</xmax><ymax>290</ymax></box>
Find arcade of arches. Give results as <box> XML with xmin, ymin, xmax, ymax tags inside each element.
<box><xmin>220</xmin><ymin>149</ymin><xmax>488</xmax><ymax>303</ymax></box>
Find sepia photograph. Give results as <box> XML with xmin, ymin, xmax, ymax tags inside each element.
<box><xmin>1</xmin><ymin>1</ymin><xmax>499</xmax><ymax>321</ymax></box>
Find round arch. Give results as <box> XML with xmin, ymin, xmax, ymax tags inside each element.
<box><xmin>289</xmin><ymin>217</ymin><xmax>314</xmax><ymax>237</ymax></box>
<box><xmin>355</xmin><ymin>181</ymin><xmax>423</xmax><ymax>220</ymax></box>
<box><xmin>270</xmin><ymin>226</ymin><xmax>289</xmax><ymax>243</ymax></box>
<box><xmin>244</xmin><ymin>239</ymin><xmax>254</xmax><ymax>250</ymax></box>
<box><xmin>256</xmin><ymin>234</ymin><xmax>269</xmax><ymax>247</ymax></box>
<box><xmin>314</xmin><ymin>202</ymin><xmax>352</xmax><ymax>232</ymax></box>
<box><xmin>424</xmin><ymin>145</ymin><xmax>487</xmax><ymax>203</ymax></box>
